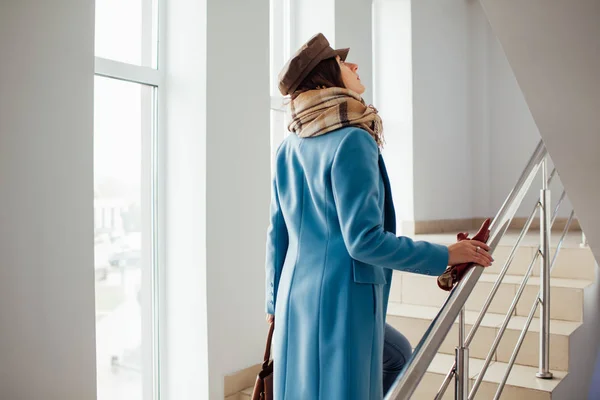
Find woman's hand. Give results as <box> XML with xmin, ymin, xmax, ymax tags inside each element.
<box><xmin>447</xmin><ymin>240</ymin><xmax>493</xmax><ymax>267</ymax></box>
<box><xmin>266</xmin><ymin>314</ymin><xmax>275</xmax><ymax>324</ymax></box>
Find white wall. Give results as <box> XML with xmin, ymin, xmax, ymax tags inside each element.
<box><xmin>373</xmin><ymin>0</ymin><xmax>573</xmax><ymax>225</ymax></box>
<box><xmin>479</xmin><ymin>0</ymin><xmax>600</xmax><ymax>264</ymax></box>
<box><xmin>205</xmin><ymin>0</ymin><xmax>271</xmax><ymax>399</ymax></box>
<box><xmin>468</xmin><ymin>1</ymin><xmax>492</xmax><ymax>220</ymax></box>
<box><xmin>373</xmin><ymin>0</ymin><xmax>415</xmax><ymax>235</ymax></box>
<box><xmin>164</xmin><ymin>0</ymin><xmax>210</xmax><ymax>398</ymax></box>
<box><xmin>479</xmin><ymin>1</ymin><xmax>573</xmax><ymax>220</ymax></box>
<box><xmin>166</xmin><ymin>0</ymin><xmax>271</xmax><ymax>396</ymax></box>
<box><xmin>411</xmin><ymin>0</ymin><xmax>473</xmax><ymax>221</ymax></box>
<box><xmin>0</xmin><ymin>1</ymin><xmax>97</xmax><ymax>399</ymax></box>
<box><xmin>335</xmin><ymin>0</ymin><xmax>374</xmax><ymax>105</ymax></box>
<box><xmin>555</xmin><ymin>267</ymin><xmax>600</xmax><ymax>398</ymax></box>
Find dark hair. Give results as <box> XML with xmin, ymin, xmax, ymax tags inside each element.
<box><xmin>291</xmin><ymin>58</ymin><xmax>345</xmax><ymax>100</ymax></box>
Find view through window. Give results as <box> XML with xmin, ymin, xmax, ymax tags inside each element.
<box><xmin>94</xmin><ymin>1</ymin><xmax>160</xmax><ymax>399</ymax></box>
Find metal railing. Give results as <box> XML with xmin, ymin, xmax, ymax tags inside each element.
<box><xmin>385</xmin><ymin>140</ymin><xmax>580</xmax><ymax>399</ymax></box>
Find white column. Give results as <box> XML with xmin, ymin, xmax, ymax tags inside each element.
<box><xmin>0</xmin><ymin>1</ymin><xmax>97</xmax><ymax>398</ymax></box>
<box><xmin>164</xmin><ymin>0</ymin><xmax>209</xmax><ymax>397</ymax></box>
<box><xmin>373</xmin><ymin>0</ymin><xmax>416</xmax><ymax>235</ymax></box>
<box><xmin>411</xmin><ymin>0</ymin><xmax>475</xmax><ymax>227</ymax></box>
<box><xmin>205</xmin><ymin>0</ymin><xmax>271</xmax><ymax>399</ymax></box>
<box><xmin>165</xmin><ymin>0</ymin><xmax>271</xmax><ymax>399</ymax></box>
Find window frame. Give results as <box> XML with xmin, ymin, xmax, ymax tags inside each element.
<box><xmin>93</xmin><ymin>0</ymin><xmax>166</xmax><ymax>399</ymax></box>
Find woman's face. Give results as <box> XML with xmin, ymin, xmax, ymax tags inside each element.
<box><xmin>337</xmin><ymin>56</ymin><xmax>365</xmax><ymax>95</ymax></box>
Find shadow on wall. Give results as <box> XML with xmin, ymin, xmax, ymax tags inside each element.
<box><xmin>589</xmin><ymin>349</ymin><xmax>600</xmax><ymax>399</ymax></box>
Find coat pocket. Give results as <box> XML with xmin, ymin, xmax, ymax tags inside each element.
<box><xmin>352</xmin><ymin>259</ymin><xmax>388</xmax><ymax>285</ymax></box>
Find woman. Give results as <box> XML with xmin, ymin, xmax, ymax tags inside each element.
<box><xmin>265</xmin><ymin>33</ymin><xmax>492</xmax><ymax>400</ymax></box>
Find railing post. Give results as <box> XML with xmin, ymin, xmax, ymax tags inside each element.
<box><xmin>455</xmin><ymin>307</ymin><xmax>469</xmax><ymax>399</ymax></box>
<box><xmin>537</xmin><ymin>159</ymin><xmax>553</xmax><ymax>379</ymax></box>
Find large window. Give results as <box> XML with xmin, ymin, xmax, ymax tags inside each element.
<box><xmin>94</xmin><ymin>1</ymin><xmax>162</xmax><ymax>399</ymax></box>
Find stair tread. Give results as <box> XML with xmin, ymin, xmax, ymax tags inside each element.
<box><xmin>429</xmin><ymin>353</ymin><xmax>567</xmax><ymax>392</ymax></box>
<box><xmin>478</xmin><ymin>272</ymin><xmax>592</xmax><ymax>289</ymax></box>
<box><xmin>238</xmin><ymin>353</ymin><xmax>566</xmax><ymax>396</ymax></box>
<box><xmin>241</xmin><ymin>387</ymin><xmax>253</xmax><ymax>395</ymax></box>
<box><xmin>397</xmin><ymin>270</ymin><xmax>593</xmax><ymax>289</ymax></box>
<box><xmin>387</xmin><ymin>302</ymin><xmax>581</xmax><ymax>336</ymax></box>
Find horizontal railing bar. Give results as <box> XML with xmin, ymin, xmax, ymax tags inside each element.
<box><xmin>493</xmin><ymin>209</ymin><xmax>575</xmax><ymax>399</ymax></box>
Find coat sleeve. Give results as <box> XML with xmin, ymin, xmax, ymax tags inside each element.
<box><xmin>331</xmin><ymin>129</ymin><xmax>449</xmax><ymax>276</ymax></box>
<box><xmin>265</xmin><ymin>162</ymin><xmax>289</xmax><ymax>314</ymax></box>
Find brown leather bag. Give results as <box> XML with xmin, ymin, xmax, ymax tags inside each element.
<box><xmin>252</xmin><ymin>323</ymin><xmax>274</xmax><ymax>400</ymax></box>
<box><xmin>437</xmin><ymin>218</ymin><xmax>492</xmax><ymax>291</ymax></box>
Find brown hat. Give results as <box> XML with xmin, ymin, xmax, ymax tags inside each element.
<box><xmin>278</xmin><ymin>33</ymin><xmax>349</xmax><ymax>96</ymax></box>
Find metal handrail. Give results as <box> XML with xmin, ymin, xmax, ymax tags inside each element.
<box><xmin>435</xmin><ymin>187</ymin><xmax>567</xmax><ymax>399</ymax></box>
<box><xmin>466</xmin><ymin>170</ymin><xmax>557</xmax><ymax>346</ymax></box>
<box><xmin>434</xmin><ymin>202</ymin><xmax>539</xmax><ymax>399</ymax></box>
<box><xmin>385</xmin><ymin>140</ymin><xmax>548</xmax><ymax>400</ymax></box>
<box><xmin>493</xmin><ymin>210</ymin><xmax>575</xmax><ymax>399</ymax></box>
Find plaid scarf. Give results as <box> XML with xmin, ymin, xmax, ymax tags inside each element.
<box><xmin>288</xmin><ymin>87</ymin><xmax>384</xmax><ymax>148</ymax></box>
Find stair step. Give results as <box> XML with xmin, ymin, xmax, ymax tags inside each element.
<box><xmin>487</xmin><ymin>245</ymin><xmax>597</xmax><ymax>281</ymax></box>
<box><xmin>392</xmin><ymin>272</ymin><xmax>592</xmax><ymax>322</ymax></box>
<box><xmin>415</xmin><ymin>353</ymin><xmax>567</xmax><ymax>400</ymax></box>
<box><xmin>234</xmin><ymin>353</ymin><xmax>567</xmax><ymax>400</ymax></box>
<box><xmin>387</xmin><ymin>303</ymin><xmax>580</xmax><ymax>371</ymax></box>
<box><xmin>239</xmin><ymin>387</ymin><xmax>253</xmax><ymax>399</ymax></box>
<box><xmin>412</xmin><ymin>230</ymin><xmax>596</xmax><ymax>281</ymax></box>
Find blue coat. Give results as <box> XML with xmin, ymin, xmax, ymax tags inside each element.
<box><xmin>265</xmin><ymin>127</ymin><xmax>449</xmax><ymax>399</ymax></box>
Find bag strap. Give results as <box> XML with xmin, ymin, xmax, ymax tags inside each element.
<box><xmin>262</xmin><ymin>322</ymin><xmax>275</xmax><ymax>369</ymax></box>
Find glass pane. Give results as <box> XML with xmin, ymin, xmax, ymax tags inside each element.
<box><xmin>95</xmin><ymin>0</ymin><xmax>159</xmax><ymax>68</ymax></box>
<box><xmin>94</xmin><ymin>76</ymin><xmax>156</xmax><ymax>400</ymax></box>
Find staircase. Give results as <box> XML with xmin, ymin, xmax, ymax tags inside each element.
<box><xmin>225</xmin><ymin>140</ymin><xmax>600</xmax><ymax>400</ymax></box>
<box><xmin>389</xmin><ymin>229</ymin><xmax>596</xmax><ymax>399</ymax></box>
<box><xmin>226</xmin><ymin>229</ymin><xmax>596</xmax><ymax>399</ymax></box>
